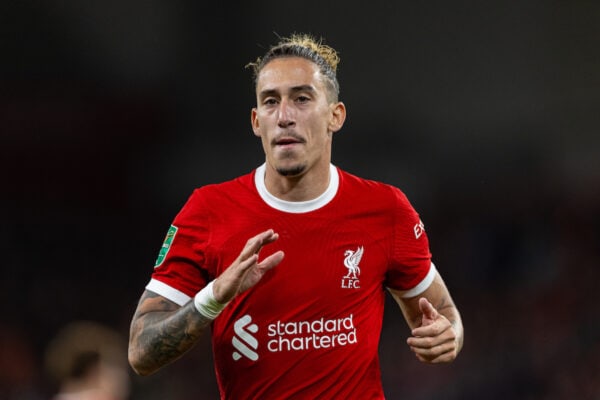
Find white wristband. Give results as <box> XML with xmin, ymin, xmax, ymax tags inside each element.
<box><xmin>193</xmin><ymin>281</ymin><xmax>228</xmax><ymax>320</ymax></box>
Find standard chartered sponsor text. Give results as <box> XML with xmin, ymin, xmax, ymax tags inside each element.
<box><xmin>267</xmin><ymin>314</ymin><xmax>357</xmax><ymax>352</ymax></box>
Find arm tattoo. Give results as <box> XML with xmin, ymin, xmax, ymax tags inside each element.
<box><xmin>130</xmin><ymin>291</ymin><xmax>214</xmax><ymax>373</ymax></box>
<box><xmin>435</xmin><ymin>296</ymin><xmax>457</xmax><ymax>325</ymax></box>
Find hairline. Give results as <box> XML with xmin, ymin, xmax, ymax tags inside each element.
<box><xmin>255</xmin><ymin>55</ymin><xmax>339</xmax><ymax>103</ymax></box>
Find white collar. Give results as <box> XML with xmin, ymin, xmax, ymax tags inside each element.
<box><xmin>254</xmin><ymin>163</ymin><xmax>339</xmax><ymax>213</ymax></box>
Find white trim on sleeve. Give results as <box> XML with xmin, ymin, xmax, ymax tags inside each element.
<box><xmin>146</xmin><ymin>279</ymin><xmax>192</xmax><ymax>306</ymax></box>
<box><xmin>396</xmin><ymin>262</ymin><xmax>438</xmax><ymax>298</ymax></box>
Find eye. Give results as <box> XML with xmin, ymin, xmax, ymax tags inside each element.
<box><xmin>263</xmin><ymin>98</ymin><xmax>278</xmax><ymax>106</ymax></box>
<box><xmin>296</xmin><ymin>95</ymin><xmax>310</xmax><ymax>103</ymax></box>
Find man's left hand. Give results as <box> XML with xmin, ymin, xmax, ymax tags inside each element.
<box><xmin>406</xmin><ymin>297</ymin><xmax>459</xmax><ymax>363</ymax></box>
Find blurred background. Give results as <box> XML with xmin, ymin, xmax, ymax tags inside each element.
<box><xmin>2</xmin><ymin>1</ymin><xmax>599</xmax><ymax>399</ymax></box>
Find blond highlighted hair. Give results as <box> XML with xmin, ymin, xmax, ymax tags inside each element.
<box><xmin>247</xmin><ymin>33</ymin><xmax>341</xmax><ymax>101</ymax></box>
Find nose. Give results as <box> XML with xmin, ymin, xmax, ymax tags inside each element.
<box><xmin>277</xmin><ymin>99</ymin><xmax>295</xmax><ymax>128</ymax></box>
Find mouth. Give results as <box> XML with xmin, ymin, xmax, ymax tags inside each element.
<box><xmin>273</xmin><ymin>134</ymin><xmax>305</xmax><ymax>147</ymax></box>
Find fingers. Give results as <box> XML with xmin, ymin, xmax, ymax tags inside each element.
<box><xmin>407</xmin><ymin>324</ymin><xmax>454</xmax><ymax>348</ymax></box>
<box><xmin>407</xmin><ymin>318</ymin><xmax>458</xmax><ymax>364</ymax></box>
<box><xmin>257</xmin><ymin>250</ymin><xmax>285</xmax><ymax>272</ymax></box>
<box><xmin>411</xmin><ymin>316</ymin><xmax>448</xmax><ymax>338</ymax></box>
<box><xmin>235</xmin><ymin>253</ymin><xmax>260</xmax><ymax>273</ymax></box>
<box><xmin>241</xmin><ymin>232</ymin><xmax>284</xmax><ymax>277</ymax></box>
<box><xmin>418</xmin><ymin>297</ymin><xmax>438</xmax><ymax>323</ymax></box>
<box><xmin>213</xmin><ymin>230</ymin><xmax>281</xmax><ymax>302</ymax></box>
<box><xmin>238</xmin><ymin>229</ymin><xmax>279</xmax><ymax>264</ymax></box>
<box><xmin>412</xmin><ymin>342</ymin><xmax>457</xmax><ymax>364</ymax></box>
<box><xmin>407</xmin><ymin>298</ymin><xmax>459</xmax><ymax>364</ymax></box>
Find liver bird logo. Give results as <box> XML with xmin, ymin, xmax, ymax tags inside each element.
<box><xmin>343</xmin><ymin>246</ymin><xmax>363</xmax><ymax>279</ymax></box>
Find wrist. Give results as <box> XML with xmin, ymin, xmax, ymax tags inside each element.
<box><xmin>193</xmin><ymin>281</ymin><xmax>229</xmax><ymax>320</ymax></box>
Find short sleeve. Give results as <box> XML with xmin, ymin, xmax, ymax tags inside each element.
<box><xmin>385</xmin><ymin>187</ymin><xmax>433</xmax><ymax>295</ymax></box>
<box><xmin>146</xmin><ymin>189</ymin><xmax>211</xmax><ymax>305</ymax></box>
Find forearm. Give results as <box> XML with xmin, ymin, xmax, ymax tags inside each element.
<box><xmin>128</xmin><ymin>292</ymin><xmax>213</xmax><ymax>375</ymax></box>
<box><xmin>390</xmin><ymin>271</ymin><xmax>464</xmax><ymax>362</ymax></box>
<box><xmin>128</xmin><ymin>230</ymin><xmax>284</xmax><ymax>375</ymax></box>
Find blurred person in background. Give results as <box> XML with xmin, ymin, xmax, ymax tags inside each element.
<box><xmin>45</xmin><ymin>321</ymin><xmax>130</xmax><ymax>400</ymax></box>
<box><xmin>0</xmin><ymin>325</ymin><xmax>43</xmax><ymax>400</ymax></box>
<box><xmin>128</xmin><ymin>33</ymin><xmax>464</xmax><ymax>398</ymax></box>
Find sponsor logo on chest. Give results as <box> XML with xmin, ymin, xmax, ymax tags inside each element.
<box><xmin>231</xmin><ymin>313</ymin><xmax>358</xmax><ymax>362</ymax></box>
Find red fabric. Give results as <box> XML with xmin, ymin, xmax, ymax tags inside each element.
<box><xmin>150</xmin><ymin>167</ymin><xmax>432</xmax><ymax>399</ymax></box>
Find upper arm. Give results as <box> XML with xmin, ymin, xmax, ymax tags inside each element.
<box><xmin>130</xmin><ymin>290</ymin><xmax>180</xmax><ymax>335</ymax></box>
<box><xmin>134</xmin><ymin>289</ymin><xmax>180</xmax><ymax>314</ymax></box>
<box><xmin>128</xmin><ymin>289</ymin><xmax>213</xmax><ymax>375</ymax></box>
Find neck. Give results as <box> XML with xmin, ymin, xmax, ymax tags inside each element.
<box><xmin>263</xmin><ymin>162</ymin><xmax>331</xmax><ymax>202</ymax></box>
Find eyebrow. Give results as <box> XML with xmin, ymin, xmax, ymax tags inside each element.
<box><xmin>258</xmin><ymin>85</ymin><xmax>317</xmax><ymax>99</ymax></box>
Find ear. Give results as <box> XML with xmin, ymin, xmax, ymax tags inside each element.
<box><xmin>251</xmin><ymin>108</ymin><xmax>260</xmax><ymax>137</ymax></box>
<box><xmin>328</xmin><ymin>102</ymin><xmax>346</xmax><ymax>133</ymax></box>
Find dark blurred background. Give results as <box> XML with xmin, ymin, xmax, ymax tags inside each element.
<box><xmin>2</xmin><ymin>1</ymin><xmax>599</xmax><ymax>399</ymax></box>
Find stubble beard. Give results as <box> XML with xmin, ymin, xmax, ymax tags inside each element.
<box><xmin>275</xmin><ymin>163</ymin><xmax>307</xmax><ymax>177</ymax></box>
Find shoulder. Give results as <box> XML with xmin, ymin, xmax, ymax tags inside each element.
<box><xmin>337</xmin><ymin>167</ymin><xmax>413</xmax><ymax>208</ymax></box>
<box><xmin>190</xmin><ymin>169</ymin><xmax>256</xmax><ymax>202</ymax></box>
<box><xmin>174</xmin><ymin>169</ymin><xmax>257</xmax><ymax>219</ymax></box>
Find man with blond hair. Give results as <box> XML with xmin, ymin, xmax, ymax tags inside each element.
<box><xmin>128</xmin><ymin>33</ymin><xmax>464</xmax><ymax>399</ymax></box>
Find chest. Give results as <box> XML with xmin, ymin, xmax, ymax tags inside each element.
<box><xmin>207</xmin><ymin>210</ymin><xmax>391</xmax><ymax>311</ymax></box>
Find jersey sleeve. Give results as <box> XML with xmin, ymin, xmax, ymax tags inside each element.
<box><xmin>385</xmin><ymin>187</ymin><xmax>435</xmax><ymax>297</ymax></box>
<box><xmin>146</xmin><ymin>189</ymin><xmax>211</xmax><ymax>305</ymax></box>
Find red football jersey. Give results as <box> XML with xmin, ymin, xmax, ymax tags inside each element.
<box><xmin>147</xmin><ymin>164</ymin><xmax>435</xmax><ymax>399</ymax></box>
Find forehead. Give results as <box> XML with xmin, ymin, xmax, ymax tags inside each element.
<box><xmin>256</xmin><ymin>57</ymin><xmax>325</xmax><ymax>93</ymax></box>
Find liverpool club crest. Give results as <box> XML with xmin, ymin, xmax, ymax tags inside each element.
<box><xmin>341</xmin><ymin>246</ymin><xmax>363</xmax><ymax>289</ymax></box>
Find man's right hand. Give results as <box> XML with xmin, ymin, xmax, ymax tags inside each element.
<box><xmin>212</xmin><ymin>229</ymin><xmax>284</xmax><ymax>304</ymax></box>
